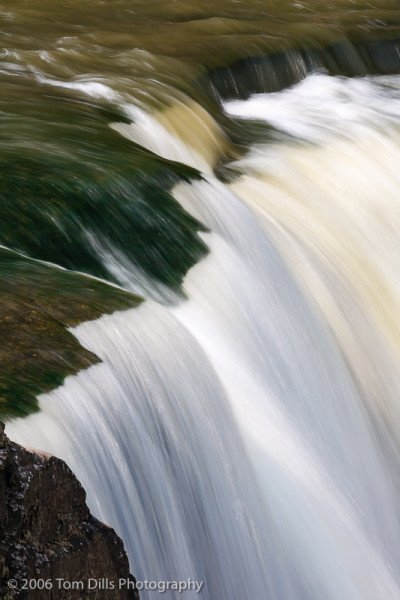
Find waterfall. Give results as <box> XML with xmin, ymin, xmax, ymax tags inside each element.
<box><xmin>7</xmin><ymin>70</ymin><xmax>400</xmax><ymax>599</ymax></box>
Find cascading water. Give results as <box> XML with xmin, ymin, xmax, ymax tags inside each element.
<box><xmin>8</xmin><ymin>71</ymin><xmax>400</xmax><ymax>598</ymax></box>
<box><xmin>4</xmin><ymin>3</ymin><xmax>400</xmax><ymax>598</ymax></box>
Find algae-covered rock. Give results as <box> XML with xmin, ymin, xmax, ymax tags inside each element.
<box><xmin>0</xmin><ymin>248</ymin><xmax>142</xmax><ymax>419</ymax></box>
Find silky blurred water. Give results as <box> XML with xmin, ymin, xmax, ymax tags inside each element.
<box><xmin>4</xmin><ymin>2</ymin><xmax>400</xmax><ymax>599</ymax></box>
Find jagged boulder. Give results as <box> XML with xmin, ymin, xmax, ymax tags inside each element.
<box><xmin>0</xmin><ymin>423</ymin><xmax>139</xmax><ymax>599</ymax></box>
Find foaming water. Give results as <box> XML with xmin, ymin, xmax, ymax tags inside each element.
<box><xmin>226</xmin><ymin>74</ymin><xmax>400</xmax><ymax>443</ymax></box>
<box><xmin>225</xmin><ymin>73</ymin><xmax>400</xmax><ymax>142</ymax></box>
<box><xmin>8</xmin><ymin>72</ymin><xmax>400</xmax><ymax>599</ymax></box>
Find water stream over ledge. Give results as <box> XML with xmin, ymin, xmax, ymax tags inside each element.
<box><xmin>3</xmin><ymin>2</ymin><xmax>400</xmax><ymax>599</ymax></box>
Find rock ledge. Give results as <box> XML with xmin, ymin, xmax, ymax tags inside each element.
<box><xmin>0</xmin><ymin>422</ymin><xmax>138</xmax><ymax>599</ymax></box>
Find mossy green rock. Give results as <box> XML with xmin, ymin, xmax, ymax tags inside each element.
<box><xmin>0</xmin><ymin>249</ymin><xmax>142</xmax><ymax>420</ymax></box>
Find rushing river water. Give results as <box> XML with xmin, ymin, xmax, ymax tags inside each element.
<box><xmin>3</xmin><ymin>2</ymin><xmax>400</xmax><ymax>599</ymax></box>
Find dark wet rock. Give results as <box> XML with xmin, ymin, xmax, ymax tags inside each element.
<box><xmin>0</xmin><ymin>423</ymin><xmax>138</xmax><ymax>600</ymax></box>
<box><xmin>207</xmin><ymin>37</ymin><xmax>400</xmax><ymax>100</ymax></box>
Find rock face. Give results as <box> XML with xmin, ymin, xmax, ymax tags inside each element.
<box><xmin>0</xmin><ymin>423</ymin><xmax>139</xmax><ymax>600</ymax></box>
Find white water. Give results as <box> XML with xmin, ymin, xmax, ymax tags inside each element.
<box><xmin>8</xmin><ymin>73</ymin><xmax>400</xmax><ymax>599</ymax></box>
<box><xmin>225</xmin><ymin>74</ymin><xmax>400</xmax><ymax>445</ymax></box>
